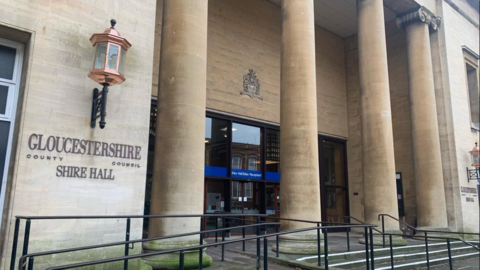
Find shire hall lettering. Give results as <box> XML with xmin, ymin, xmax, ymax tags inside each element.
<box><xmin>28</xmin><ymin>133</ymin><xmax>141</xmax><ymax>160</ymax></box>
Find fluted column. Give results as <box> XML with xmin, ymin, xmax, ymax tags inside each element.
<box><xmin>358</xmin><ymin>0</ymin><xmax>400</xmax><ymax>231</ymax></box>
<box><xmin>143</xmin><ymin>0</ymin><xmax>212</xmax><ymax>268</ymax></box>
<box><xmin>397</xmin><ymin>7</ymin><xmax>448</xmax><ymax>229</ymax></box>
<box><xmin>276</xmin><ymin>0</ymin><xmax>322</xmax><ymax>254</ymax></box>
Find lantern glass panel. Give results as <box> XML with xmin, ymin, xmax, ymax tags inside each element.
<box><xmin>94</xmin><ymin>43</ymin><xmax>107</xmax><ymax>69</ymax></box>
<box><xmin>107</xmin><ymin>44</ymin><xmax>120</xmax><ymax>71</ymax></box>
<box><xmin>119</xmin><ymin>48</ymin><xmax>126</xmax><ymax>74</ymax></box>
<box><xmin>473</xmin><ymin>152</ymin><xmax>479</xmax><ymax>165</ymax></box>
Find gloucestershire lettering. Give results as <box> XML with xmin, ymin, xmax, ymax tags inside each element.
<box><xmin>28</xmin><ymin>133</ymin><xmax>141</xmax><ymax>160</ymax></box>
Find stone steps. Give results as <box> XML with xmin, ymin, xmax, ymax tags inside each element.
<box><xmin>292</xmin><ymin>240</ymin><xmax>479</xmax><ymax>269</ymax></box>
<box><xmin>330</xmin><ymin>246</ymin><xmax>479</xmax><ymax>269</ymax></box>
<box><xmin>298</xmin><ymin>240</ymin><xmax>476</xmax><ymax>263</ymax></box>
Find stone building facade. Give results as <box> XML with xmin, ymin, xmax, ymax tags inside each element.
<box><xmin>0</xmin><ymin>0</ymin><xmax>478</xmax><ymax>269</ymax></box>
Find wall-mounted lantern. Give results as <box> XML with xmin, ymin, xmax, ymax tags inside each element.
<box><xmin>467</xmin><ymin>142</ymin><xmax>479</xmax><ymax>183</ymax></box>
<box><xmin>88</xmin><ymin>19</ymin><xmax>131</xmax><ymax>129</ymax></box>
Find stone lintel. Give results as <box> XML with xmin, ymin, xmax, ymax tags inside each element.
<box><xmin>396</xmin><ymin>6</ymin><xmax>442</xmax><ymax>31</ymax></box>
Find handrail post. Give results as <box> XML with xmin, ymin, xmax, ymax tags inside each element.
<box><xmin>447</xmin><ymin>239</ymin><xmax>453</xmax><ymax>270</ymax></box>
<box><xmin>425</xmin><ymin>231</ymin><xmax>430</xmax><ymax>269</ymax></box>
<box><xmin>364</xmin><ymin>227</ymin><xmax>370</xmax><ymax>270</ymax></box>
<box><xmin>179</xmin><ymin>251</ymin><xmax>184</xmax><ymax>270</ymax></box>
<box><xmin>21</xmin><ymin>219</ymin><xmax>31</xmax><ymax>270</ymax></box>
<box><xmin>369</xmin><ymin>227</ymin><xmax>374</xmax><ymax>269</ymax></box>
<box><xmin>199</xmin><ymin>217</ymin><xmax>204</xmax><ymax>270</ymax></box>
<box><xmin>346</xmin><ymin>226</ymin><xmax>350</xmax><ymax>252</ymax></box>
<box><xmin>10</xmin><ymin>218</ymin><xmax>20</xmax><ymax>270</ymax></box>
<box><xmin>275</xmin><ymin>223</ymin><xmax>279</xmax><ymax>258</ymax></box>
<box><xmin>124</xmin><ymin>218</ymin><xmax>130</xmax><ymax>270</ymax></box>
<box><xmin>324</xmin><ymin>229</ymin><xmax>329</xmax><ymax>270</ymax></box>
<box><xmin>381</xmin><ymin>215</ymin><xmax>385</xmax><ymax>248</ymax></box>
<box><xmin>215</xmin><ymin>216</ymin><xmax>218</xmax><ymax>245</ymax></box>
<box><xmin>389</xmin><ymin>235</ymin><xmax>394</xmax><ymax>269</ymax></box>
<box><xmin>256</xmin><ymin>216</ymin><xmax>260</xmax><ymax>270</ymax></box>
<box><xmin>242</xmin><ymin>218</ymin><xmax>245</xmax><ymax>252</ymax></box>
<box><xmin>263</xmin><ymin>237</ymin><xmax>268</xmax><ymax>270</ymax></box>
<box><xmin>27</xmin><ymin>257</ymin><xmax>34</xmax><ymax>270</ymax></box>
<box><xmin>221</xmin><ymin>217</ymin><xmax>225</xmax><ymax>261</ymax></box>
<box><xmin>317</xmin><ymin>223</ymin><xmax>321</xmax><ymax>266</ymax></box>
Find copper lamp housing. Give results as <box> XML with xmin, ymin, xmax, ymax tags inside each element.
<box><xmin>88</xmin><ymin>19</ymin><xmax>131</xmax><ymax>129</ymax></box>
<box><xmin>88</xmin><ymin>19</ymin><xmax>131</xmax><ymax>86</ymax></box>
<box><xmin>469</xmin><ymin>142</ymin><xmax>480</xmax><ymax>168</ymax></box>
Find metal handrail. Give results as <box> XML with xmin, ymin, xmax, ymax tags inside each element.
<box><xmin>344</xmin><ymin>215</ymin><xmax>384</xmax><ymax>234</ymax></box>
<box><xmin>42</xmin><ymin>223</ymin><xmax>377</xmax><ymax>270</ymax></box>
<box><xmin>18</xmin><ymin>222</ymin><xmax>280</xmax><ymax>267</ymax></box>
<box><xmin>378</xmin><ymin>213</ymin><xmax>480</xmax><ymax>236</ymax></box>
<box><xmin>14</xmin><ymin>213</ymin><xmax>268</xmax><ymax>220</ymax></box>
<box><xmin>10</xmin><ymin>214</ymin><xmax>269</xmax><ymax>270</ymax></box>
<box><xmin>378</xmin><ymin>213</ymin><xmax>480</xmax><ymax>270</ymax></box>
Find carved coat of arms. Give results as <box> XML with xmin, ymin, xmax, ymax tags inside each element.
<box><xmin>241</xmin><ymin>69</ymin><xmax>262</xmax><ymax>100</ymax></box>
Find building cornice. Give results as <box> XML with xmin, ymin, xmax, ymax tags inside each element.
<box><xmin>396</xmin><ymin>6</ymin><xmax>442</xmax><ymax>31</ymax></box>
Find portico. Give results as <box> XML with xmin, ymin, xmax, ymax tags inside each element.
<box><xmin>0</xmin><ymin>0</ymin><xmax>478</xmax><ymax>269</ymax></box>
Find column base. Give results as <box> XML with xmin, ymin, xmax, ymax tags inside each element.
<box><xmin>142</xmin><ymin>240</ymin><xmax>213</xmax><ymax>270</ymax></box>
<box><xmin>358</xmin><ymin>231</ymin><xmax>408</xmax><ymax>246</ymax></box>
<box><xmin>271</xmin><ymin>233</ymin><xmax>328</xmax><ymax>255</ymax></box>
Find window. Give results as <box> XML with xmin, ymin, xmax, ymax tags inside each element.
<box><xmin>266</xmin><ymin>129</ymin><xmax>280</xmax><ymax>181</ymax></box>
<box><xmin>231</xmin><ymin>122</ymin><xmax>262</xmax><ymax>178</ymax></box>
<box><xmin>463</xmin><ymin>46</ymin><xmax>480</xmax><ymax>130</ymax></box>
<box><xmin>205</xmin><ymin>117</ymin><xmax>228</xmax><ymax>177</ymax></box>
<box><xmin>0</xmin><ymin>38</ymin><xmax>23</xmax><ymax>232</ymax></box>
<box><xmin>247</xmin><ymin>158</ymin><xmax>256</xmax><ymax>170</ymax></box>
<box><xmin>232</xmin><ymin>157</ymin><xmax>242</xmax><ymax>170</ymax></box>
<box><xmin>244</xmin><ymin>182</ymin><xmax>253</xmax><ymax>198</ymax></box>
<box><xmin>232</xmin><ymin>181</ymin><xmax>240</xmax><ymax>199</ymax></box>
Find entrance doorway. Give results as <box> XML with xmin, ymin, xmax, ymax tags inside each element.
<box><xmin>265</xmin><ymin>183</ymin><xmax>280</xmax><ymax>233</ymax></box>
<box><xmin>230</xmin><ymin>181</ymin><xmax>260</xmax><ymax>234</ymax></box>
<box><xmin>319</xmin><ymin>138</ymin><xmax>349</xmax><ymax>229</ymax></box>
<box><xmin>204</xmin><ymin>179</ymin><xmax>229</xmax><ymax>237</ymax></box>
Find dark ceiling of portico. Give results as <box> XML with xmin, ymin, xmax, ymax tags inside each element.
<box><xmin>268</xmin><ymin>0</ymin><xmax>397</xmax><ymax>38</ymax></box>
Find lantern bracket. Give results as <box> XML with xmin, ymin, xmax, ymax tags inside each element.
<box><xmin>90</xmin><ymin>83</ymin><xmax>109</xmax><ymax>129</ymax></box>
<box><xmin>466</xmin><ymin>167</ymin><xmax>480</xmax><ymax>183</ymax></box>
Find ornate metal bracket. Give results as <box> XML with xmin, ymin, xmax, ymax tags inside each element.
<box><xmin>90</xmin><ymin>83</ymin><xmax>109</xmax><ymax>129</ymax></box>
<box><xmin>467</xmin><ymin>167</ymin><xmax>480</xmax><ymax>183</ymax></box>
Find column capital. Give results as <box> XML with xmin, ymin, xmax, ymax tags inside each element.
<box><xmin>396</xmin><ymin>6</ymin><xmax>442</xmax><ymax>31</ymax></box>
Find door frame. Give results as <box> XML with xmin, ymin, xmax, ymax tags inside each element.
<box><xmin>0</xmin><ymin>38</ymin><xmax>24</xmax><ymax>232</ymax></box>
<box><xmin>318</xmin><ymin>135</ymin><xmax>350</xmax><ymax>229</ymax></box>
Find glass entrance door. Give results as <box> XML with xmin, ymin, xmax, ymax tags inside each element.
<box><xmin>265</xmin><ymin>183</ymin><xmax>280</xmax><ymax>233</ymax></box>
<box><xmin>231</xmin><ymin>181</ymin><xmax>260</xmax><ymax>234</ymax></box>
<box><xmin>204</xmin><ymin>179</ymin><xmax>228</xmax><ymax>237</ymax></box>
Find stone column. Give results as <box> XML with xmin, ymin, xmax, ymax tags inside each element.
<box><xmin>397</xmin><ymin>8</ymin><xmax>448</xmax><ymax>229</ymax></box>
<box><xmin>357</xmin><ymin>0</ymin><xmax>400</xmax><ymax>231</ymax></box>
<box><xmin>143</xmin><ymin>0</ymin><xmax>212</xmax><ymax>269</ymax></box>
<box><xmin>276</xmin><ymin>0</ymin><xmax>322</xmax><ymax>254</ymax></box>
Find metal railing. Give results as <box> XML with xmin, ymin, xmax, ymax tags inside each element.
<box><xmin>378</xmin><ymin>214</ymin><xmax>480</xmax><ymax>270</ymax></box>
<box><xmin>11</xmin><ymin>214</ymin><xmax>378</xmax><ymax>270</ymax></box>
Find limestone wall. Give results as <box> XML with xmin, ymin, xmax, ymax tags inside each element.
<box><xmin>0</xmin><ymin>0</ymin><xmax>156</xmax><ymax>268</ymax></box>
<box><xmin>152</xmin><ymin>0</ymin><xmax>348</xmax><ymax>137</ymax></box>
<box><xmin>439</xmin><ymin>0</ymin><xmax>479</xmax><ymax>232</ymax></box>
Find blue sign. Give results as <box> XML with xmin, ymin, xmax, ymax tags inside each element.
<box><xmin>205</xmin><ymin>166</ymin><xmax>228</xmax><ymax>177</ymax></box>
<box><xmin>266</xmin><ymin>172</ymin><xmax>280</xmax><ymax>181</ymax></box>
<box><xmin>231</xmin><ymin>169</ymin><xmax>262</xmax><ymax>180</ymax></box>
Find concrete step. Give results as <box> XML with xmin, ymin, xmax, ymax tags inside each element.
<box><xmin>297</xmin><ymin>240</ymin><xmax>479</xmax><ymax>264</ymax></box>
<box><xmin>329</xmin><ymin>246</ymin><xmax>479</xmax><ymax>269</ymax></box>
<box><xmin>365</xmin><ymin>251</ymin><xmax>479</xmax><ymax>270</ymax></box>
